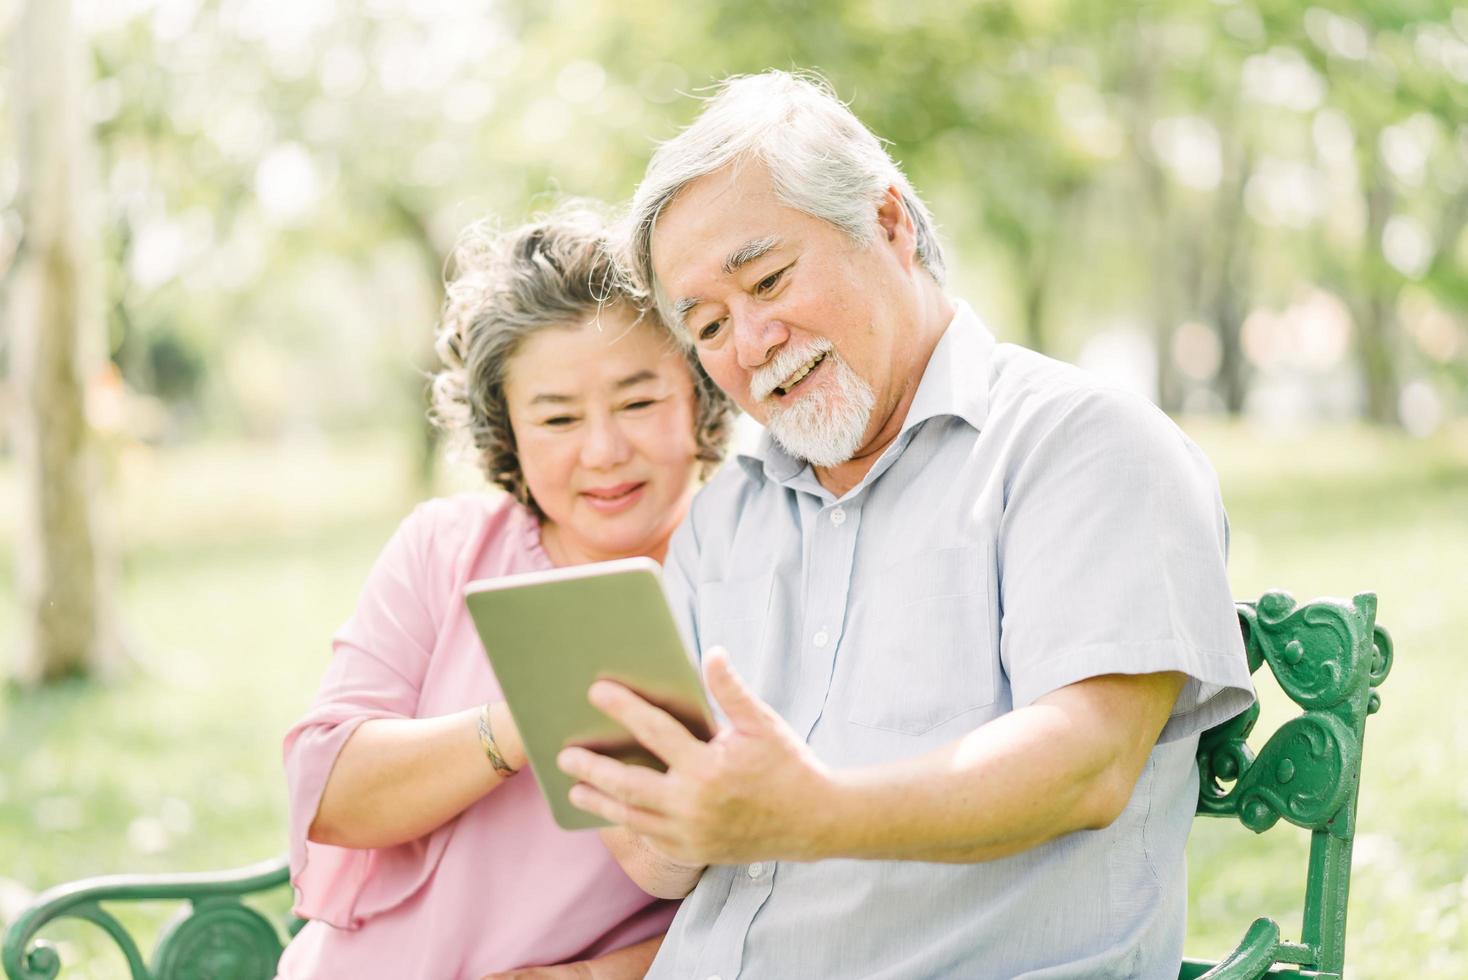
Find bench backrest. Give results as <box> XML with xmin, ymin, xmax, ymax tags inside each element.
<box><xmin>1183</xmin><ymin>591</ymin><xmax>1392</xmax><ymax>979</ymax></box>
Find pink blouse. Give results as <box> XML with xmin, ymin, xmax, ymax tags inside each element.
<box><xmin>277</xmin><ymin>494</ymin><xmax>676</xmax><ymax>980</ymax></box>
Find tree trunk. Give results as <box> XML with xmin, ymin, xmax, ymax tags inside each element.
<box><xmin>7</xmin><ymin>0</ymin><xmax>115</xmax><ymax>683</ymax></box>
<box><xmin>1210</xmin><ymin>142</ymin><xmax>1253</xmax><ymax>415</ymax></box>
<box><xmin>384</xmin><ymin>190</ymin><xmax>446</xmax><ymax>493</ymax></box>
<box><xmin>1141</xmin><ymin>164</ymin><xmax>1183</xmax><ymax>414</ymax></box>
<box><xmin>1120</xmin><ymin>19</ymin><xmax>1181</xmax><ymax>413</ymax></box>
<box><xmin>1356</xmin><ymin>168</ymin><xmax>1400</xmax><ymax>426</ymax></box>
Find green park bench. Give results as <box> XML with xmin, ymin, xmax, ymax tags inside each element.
<box><xmin>4</xmin><ymin>590</ymin><xmax>1392</xmax><ymax>980</ymax></box>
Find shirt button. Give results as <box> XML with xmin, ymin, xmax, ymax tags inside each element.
<box><xmin>812</xmin><ymin>630</ymin><xmax>829</xmax><ymax>648</ymax></box>
<box><xmin>830</xmin><ymin>507</ymin><xmax>847</xmax><ymax>526</ymax></box>
<box><xmin>747</xmin><ymin>862</ymin><xmax>765</xmax><ymax>879</ymax></box>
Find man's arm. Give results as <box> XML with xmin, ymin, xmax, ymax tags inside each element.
<box><xmin>819</xmin><ymin>669</ymin><xmax>1185</xmax><ymax>862</ymax></box>
<box><xmin>558</xmin><ymin>648</ymin><xmax>1185</xmax><ymax>866</ymax></box>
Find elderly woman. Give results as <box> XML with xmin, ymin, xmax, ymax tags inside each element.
<box><xmin>277</xmin><ymin>208</ymin><xmax>730</xmax><ymax>980</ymax></box>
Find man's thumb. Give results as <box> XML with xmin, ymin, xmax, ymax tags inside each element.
<box><xmin>704</xmin><ymin>646</ymin><xmax>772</xmax><ymax>732</ymax></box>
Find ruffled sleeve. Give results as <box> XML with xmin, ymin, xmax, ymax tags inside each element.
<box><xmin>281</xmin><ymin>501</ymin><xmax>456</xmax><ymax>928</ymax></box>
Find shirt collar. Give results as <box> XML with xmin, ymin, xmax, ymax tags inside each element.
<box><xmin>734</xmin><ymin>299</ymin><xmax>995</xmax><ymax>486</ymax></box>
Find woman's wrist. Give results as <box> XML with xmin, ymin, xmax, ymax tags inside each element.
<box><xmin>481</xmin><ymin>700</ymin><xmax>528</xmax><ymax>775</ymax></box>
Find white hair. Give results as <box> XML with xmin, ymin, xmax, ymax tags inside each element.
<box><xmin>623</xmin><ymin>70</ymin><xmax>946</xmax><ymax>336</ymax></box>
<box><xmin>751</xmin><ymin>338</ymin><xmax>876</xmax><ymax>467</ymax></box>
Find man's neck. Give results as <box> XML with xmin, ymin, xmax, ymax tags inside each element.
<box><xmin>813</xmin><ymin>286</ymin><xmax>955</xmax><ymax>497</ymax></box>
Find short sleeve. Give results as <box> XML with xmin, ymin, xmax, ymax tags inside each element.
<box><xmin>281</xmin><ymin>501</ymin><xmax>455</xmax><ymax>927</ymax></box>
<box><xmin>996</xmin><ymin>388</ymin><xmax>1254</xmax><ymax>742</ymax></box>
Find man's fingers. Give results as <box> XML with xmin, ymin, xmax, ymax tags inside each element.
<box><xmin>557</xmin><ymin>746</ymin><xmax>668</xmax><ymax>811</ymax></box>
<box><xmin>587</xmin><ymin>680</ymin><xmax>705</xmax><ymax>769</ymax></box>
<box><xmin>704</xmin><ymin>646</ymin><xmax>777</xmax><ymax>733</ymax></box>
<box><xmin>565</xmin><ymin>780</ymin><xmax>674</xmax><ymax>838</ymax></box>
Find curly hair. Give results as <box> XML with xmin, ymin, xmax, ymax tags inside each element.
<box><xmin>429</xmin><ymin>206</ymin><xmax>732</xmax><ymax>517</ymax></box>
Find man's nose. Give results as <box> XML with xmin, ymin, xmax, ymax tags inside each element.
<box><xmin>580</xmin><ymin>413</ymin><xmax>633</xmax><ymax>469</ymax></box>
<box><xmin>733</xmin><ymin>307</ymin><xmax>790</xmax><ymax>371</ymax></box>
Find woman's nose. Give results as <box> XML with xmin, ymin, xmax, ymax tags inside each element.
<box><xmin>580</xmin><ymin>415</ymin><xmax>632</xmax><ymax>469</ymax></box>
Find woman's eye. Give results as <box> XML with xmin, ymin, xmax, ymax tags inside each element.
<box><xmin>544</xmin><ymin>416</ymin><xmax>577</xmax><ymax>427</ymax></box>
<box><xmin>622</xmin><ymin>399</ymin><xmax>657</xmax><ymax>411</ymax></box>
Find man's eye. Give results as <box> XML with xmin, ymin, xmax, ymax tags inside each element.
<box><xmin>698</xmin><ymin>319</ymin><xmax>724</xmax><ymax>342</ymax></box>
<box><xmin>756</xmin><ymin>269</ymin><xmax>784</xmax><ymax>294</ymax></box>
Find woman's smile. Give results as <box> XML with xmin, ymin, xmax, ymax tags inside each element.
<box><xmin>580</xmin><ymin>481</ymin><xmax>647</xmax><ymax>514</ymax></box>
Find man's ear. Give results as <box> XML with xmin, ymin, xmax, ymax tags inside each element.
<box><xmin>875</xmin><ymin>186</ymin><xmax>917</xmax><ymax>270</ymax></box>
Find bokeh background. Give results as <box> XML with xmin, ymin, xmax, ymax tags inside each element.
<box><xmin>1</xmin><ymin>0</ymin><xmax>1465</xmax><ymax>976</ymax></box>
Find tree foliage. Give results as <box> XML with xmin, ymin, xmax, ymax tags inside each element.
<box><xmin>0</xmin><ymin>0</ymin><xmax>1463</xmax><ymax>440</ymax></box>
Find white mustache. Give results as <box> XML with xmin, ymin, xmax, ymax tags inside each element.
<box><xmin>749</xmin><ymin>339</ymin><xmax>834</xmax><ymax>401</ymax></box>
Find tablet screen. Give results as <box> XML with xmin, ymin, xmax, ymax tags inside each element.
<box><xmin>465</xmin><ymin>556</ymin><xmax>714</xmax><ymax>830</ymax></box>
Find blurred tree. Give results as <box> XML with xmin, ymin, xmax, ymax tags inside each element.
<box><xmin>50</xmin><ymin>0</ymin><xmax>1468</xmax><ymax>452</ymax></box>
<box><xmin>1265</xmin><ymin>0</ymin><xmax>1468</xmax><ymax>424</ymax></box>
<box><xmin>6</xmin><ymin>0</ymin><xmax>118</xmax><ymax>683</ymax></box>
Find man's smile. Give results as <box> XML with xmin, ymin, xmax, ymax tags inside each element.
<box><xmin>775</xmin><ymin>351</ymin><xmax>827</xmax><ymax>397</ymax></box>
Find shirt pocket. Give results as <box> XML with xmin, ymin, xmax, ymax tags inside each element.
<box><xmin>696</xmin><ymin>570</ymin><xmax>774</xmax><ymax>676</ymax></box>
<box><xmin>847</xmin><ymin>545</ymin><xmax>994</xmax><ymax>735</ymax></box>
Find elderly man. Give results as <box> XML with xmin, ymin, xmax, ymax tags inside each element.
<box><xmin>557</xmin><ymin>71</ymin><xmax>1254</xmax><ymax>979</ymax></box>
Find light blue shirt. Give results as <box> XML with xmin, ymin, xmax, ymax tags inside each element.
<box><xmin>652</xmin><ymin>302</ymin><xmax>1256</xmax><ymax>979</ymax></box>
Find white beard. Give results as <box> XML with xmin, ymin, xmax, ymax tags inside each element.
<box><xmin>760</xmin><ymin>348</ymin><xmax>875</xmax><ymax>468</ymax></box>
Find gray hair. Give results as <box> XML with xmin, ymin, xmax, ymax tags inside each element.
<box><xmin>430</xmin><ymin>206</ymin><xmax>732</xmax><ymax>515</ymax></box>
<box><xmin>624</xmin><ymin>70</ymin><xmax>946</xmax><ymax>335</ymax></box>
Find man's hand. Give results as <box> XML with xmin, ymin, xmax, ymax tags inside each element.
<box><xmin>558</xmin><ymin>647</ymin><xmax>831</xmax><ymax>865</ymax></box>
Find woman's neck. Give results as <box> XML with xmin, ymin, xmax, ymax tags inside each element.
<box><xmin>538</xmin><ymin>521</ymin><xmax>671</xmax><ymax>568</ymax></box>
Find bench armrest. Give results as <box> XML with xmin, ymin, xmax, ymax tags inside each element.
<box><xmin>2</xmin><ymin>855</ymin><xmax>297</xmax><ymax>980</ymax></box>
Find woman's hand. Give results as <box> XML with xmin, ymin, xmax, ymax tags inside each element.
<box><xmin>480</xmin><ymin>934</ymin><xmax>664</xmax><ymax>980</ymax></box>
<box><xmin>480</xmin><ymin>965</ymin><xmax>590</xmax><ymax>980</ymax></box>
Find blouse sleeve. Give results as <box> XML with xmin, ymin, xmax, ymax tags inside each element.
<box><xmin>281</xmin><ymin>501</ymin><xmax>455</xmax><ymax>928</ymax></box>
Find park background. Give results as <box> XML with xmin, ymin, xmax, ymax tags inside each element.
<box><xmin>1</xmin><ymin>0</ymin><xmax>1465</xmax><ymax>976</ymax></box>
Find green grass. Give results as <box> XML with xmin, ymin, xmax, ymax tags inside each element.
<box><xmin>1</xmin><ymin>421</ymin><xmax>1465</xmax><ymax>978</ymax></box>
<box><xmin>1180</xmin><ymin>420</ymin><xmax>1468</xmax><ymax>978</ymax></box>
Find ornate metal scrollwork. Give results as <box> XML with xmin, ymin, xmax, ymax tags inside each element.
<box><xmin>1198</xmin><ymin>710</ymin><xmax>1356</xmax><ymax>833</ymax></box>
<box><xmin>3</xmin><ymin>900</ymin><xmax>150</xmax><ymax>980</ymax></box>
<box><xmin>1245</xmin><ymin>592</ymin><xmax>1372</xmax><ymax>711</ymax></box>
<box><xmin>152</xmin><ymin>900</ymin><xmax>283</xmax><ymax>980</ymax></box>
<box><xmin>1197</xmin><ymin>702</ymin><xmax>1259</xmax><ymax>816</ymax></box>
<box><xmin>9</xmin><ymin>943</ymin><xmax>60</xmax><ymax>980</ymax></box>
<box><xmin>1</xmin><ymin>857</ymin><xmax>292</xmax><ymax>980</ymax></box>
<box><xmin>1367</xmin><ymin>624</ymin><xmax>1393</xmax><ymax>714</ymax></box>
<box><xmin>1232</xmin><ymin>713</ymin><xmax>1355</xmax><ymax>833</ymax></box>
<box><xmin>1200</xmin><ymin>592</ymin><xmax>1382</xmax><ymax>837</ymax></box>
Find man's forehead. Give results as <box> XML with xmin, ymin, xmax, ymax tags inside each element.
<box><xmin>652</xmin><ymin>165</ymin><xmax>779</xmax><ymax>273</ymax></box>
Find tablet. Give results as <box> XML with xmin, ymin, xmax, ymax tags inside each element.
<box><xmin>464</xmin><ymin>556</ymin><xmax>715</xmax><ymax>830</ymax></box>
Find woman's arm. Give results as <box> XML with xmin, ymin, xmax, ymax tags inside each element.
<box><xmin>597</xmin><ymin>828</ymin><xmax>704</xmax><ymax>899</ymax></box>
<box><xmin>308</xmin><ymin>700</ymin><xmax>527</xmax><ymax>849</ymax></box>
<box><xmin>479</xmin><ymin>933</ymin><xmax>666</xmax><ymax>980</ymax></box>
